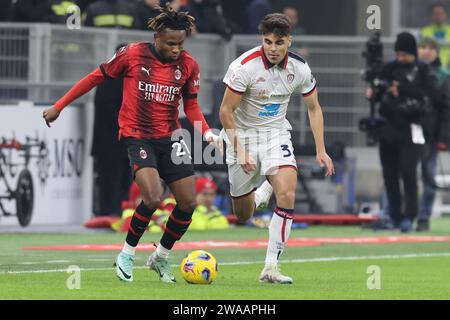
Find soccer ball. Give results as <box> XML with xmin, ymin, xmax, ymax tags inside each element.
<box><xmin>180</xmin><ymin>250</ymin><xmax>218</xmax><ymax>284</ymax></box>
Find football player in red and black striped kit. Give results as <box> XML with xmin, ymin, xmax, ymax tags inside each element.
<box><xmin>43</xmin><ymin>4</ymin><xmax>218</xmax><ymax>283</ymax></box>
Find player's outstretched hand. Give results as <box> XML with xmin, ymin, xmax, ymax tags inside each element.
<box><xmin>316</xmin><ymin>151</ymin><xmax>335</xmax><ymax>177</ymax></box>
<box><xmin>205</xmin><ymin>131</ymin><xmax>220</xmax><ymax>145</ymax></box>
<box><xmin>237</xmin><ymin>148</ymin><xmax>256</xmax><ymax>174</ymax></box>
<box><xmin>205</xmin><ymin>131</ymin><xmax>223</xmax><ymax>155</ymax></box>
<box><xmin>43</xmin><ymin>106</ymin><xmax>60</xmax><ymax>128</ymax></box>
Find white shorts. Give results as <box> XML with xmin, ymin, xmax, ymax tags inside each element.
<box><xmin>220</xmin><ymin>129</ymin><xmax>298</xmax><ymax>197</ymax></box>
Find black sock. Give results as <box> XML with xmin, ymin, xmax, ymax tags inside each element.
<box><xmin>160</xmin><ymin>206</ymin><xmax>192</xmax><ymax>250</ymax></box>
<box><xmin>125</xmin><ymin>201</ymin><xmax>155</xmax><ymax>247</ymax></box>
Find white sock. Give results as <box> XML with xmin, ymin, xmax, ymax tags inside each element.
<box><xmin>155</xmin><ymin>243</ymin><xmax>170</xmax><ymax>260</ymax></box>
<box><xmin>265</xmin><ymin>207</ymin><xmax>293</xmax><ymax>266</ymax></box>
<box><xmin>122</xmin><ymin>242</ymin><xmax>136</xmax><ymax>256</ymax></box>
<box><xmin>254</xmin><ymin>180</ymin><xmax>273</xmax><ymax>208</ymax></box>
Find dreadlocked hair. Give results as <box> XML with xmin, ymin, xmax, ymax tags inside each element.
<box><xmin>147</xmin><ymin>2</ymin><xmax>195</xmax><ymax>35</ymax></box>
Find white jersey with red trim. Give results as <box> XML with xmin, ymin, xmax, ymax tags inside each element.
<box><xmin>223</xmin><ymin>45</ymin><xmax>316</xmax><ymax>132</ymax></box>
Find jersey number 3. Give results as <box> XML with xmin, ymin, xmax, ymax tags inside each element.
<box><xmin>281</xmin><ymin>144</ymin><xmax>292</xmax><ymax>158</ymax></box>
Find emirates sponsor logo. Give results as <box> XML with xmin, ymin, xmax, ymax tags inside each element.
<box><xmin>138</xmin><ymin>81</ymin><xmax>181</xmax><ymax>102</ymax></box>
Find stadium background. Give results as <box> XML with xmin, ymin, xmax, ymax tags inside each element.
<box><xmin>0</xmin><ymin>0</ymin><xmax>450</xmax><ymax>300</ymax></box>
<box><xmin>1</xmin><ymin>0</ymin><xmax>449</xmax><ymax>225</ymax></box>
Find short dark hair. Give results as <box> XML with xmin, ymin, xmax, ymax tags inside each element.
<box><xmin>147</xmin><ymin>2</ymin><xmax>195</xmax><ymax>35</ymax></box>
<box><xmin>431</xmin><ymin>1</ymin><xmax>447</xmax><ymax>11</ymax></box>
<box><xmin>258</xmin><ymin>13</ymin><xmax>292</xmax><ymax>37</ymax></box>
<box><xmin>418</xmin><ymin>37</ymin><xmax>440</xmax><ymax>53</ymax></box>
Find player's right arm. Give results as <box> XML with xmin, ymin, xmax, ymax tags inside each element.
<box><xmin>220</xmin><ymin>63</ymin><xmax>256</xmax><ymax>174</ymax></box>
<box><xmin>43</xmin><ymin>45</ymin><xmax>129</xmax><ymax>127</ymax></box>
<box><xmin>43</xmin><ymin>68</ymin><xmax>106</xmax><ymax>127</ymax></box>
<box><xmin>219</xmin><ymin>87</ymin><xmax>256</xmax><ymax>174</ymax></box>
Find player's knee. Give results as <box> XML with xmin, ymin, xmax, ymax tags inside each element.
<box><xmin>276</xmin><ymin>190</ymin><xmax>296</xmax><ymax>206</ymax></box>
<box><xmin>177</xmin><ymin>199</ymin><xmax>197</xmax><ymax>214</ymax></box>
<box><xmin>141</xmin><ymin>193</ymin><xmax>162</xmax><ymax>211</ymax></box>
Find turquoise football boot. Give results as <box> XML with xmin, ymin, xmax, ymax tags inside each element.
<box><xmin>114</xmin><ymin>252</ymin><xmax>134</xmax><ymax>282</ymax></box>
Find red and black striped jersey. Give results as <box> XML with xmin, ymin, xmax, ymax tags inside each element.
<box><xmin>100</xmin><ymin>42</ymin><xmax>201</xmax><ymax>139</ymax></box>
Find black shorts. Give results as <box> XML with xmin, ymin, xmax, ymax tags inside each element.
<box><xmin>123</xmin><ymin>136</ymin><xmax>194</xmax><ymax>184</ymax></box>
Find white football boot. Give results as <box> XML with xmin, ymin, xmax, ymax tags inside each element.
<box><xmin>259</xmin><ymin>264</ymin><xmax>293</xmax><ymax>284</ymax></box>
<box><xmin>254</xmin><ymin>180</ymin><xmax>273</xmax><ymax>210</ymax></box>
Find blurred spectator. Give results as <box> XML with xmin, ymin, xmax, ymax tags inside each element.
<box><xmin>135</xmin><ymin>0</ymin><xmax>160</xmax><ymax>30</ymax></box>
<box><xmin>9</xmin><ymin>0</ymin><xmax>52</xmax><ymax>22</ymax></box>
<box><xmin>183</xmin><ymin>0</ymin><xmax>232</xmax><ymax>40</ymax></box>
<box><xmin>82</xmin><ymin>0</ymin><xmax>139</xmax><ymax>28</ymax></box>
<box><xmin>148</xmin><ymin>178</ymin><xmax>230</xmax><ymax>232</ymax></box>
<box><xmin>246</xmin><ymin>0</ymin><xmax>272</xmax><ymax>33</ymax></box>
<box><xmin>112</xmin><ymin>177</ymin><xmax>229</xmax><ymax>232</ymax></box>
<box><xmin>417</xmin><ymin>37</ymin><xmax>450</xmax><ymax>231</ymax></box>
<box><xmin>76</xmin><ymin>0</ymin><xmax>98</xmax><ymax>13</ymax></box>
<box><xmin>282</xmin><ymin>6</ymin><xmax>305</xmax><ymax>35</ymax></box>
<box><xmin>420</xmin><ymin>2</ymin><xmax>450</xmax><ymax>68</ymax></box>
<box><xmin>48</xmin><ymin>0</ymin><xmax>79</xmax><ymax>24</ymax></box>
<box><xmin>147</xmin><ymin>195</ymin><xmax>177</xmax><ymax>233</ymax></box>
<box><xmin>221</xmin><ymin>0</ymin><xmax>249</xmax><ymax>34</ymax></box>
<box><xmin>91</xmin><ymin>44</ymin><xmax>132</xmax><ymax>217</ymax></box>
<box><xmin>168</xmin><ymin>0</ymin><xmax>183</xmax><ymax>11</ymax></box>
<box><xmin>282</xmin><ymin>6</ymin><xmax>309</xmax><ymax>59</ymax></box>
<box><xmin>190</xmin><ymin>177</ymin><xmax>229</xmax><ymax>230</ymax></box>
<box><xmin>0</xmin><ymin>0</ymin><xmax>13</xmax><ymax>21</ymax></box>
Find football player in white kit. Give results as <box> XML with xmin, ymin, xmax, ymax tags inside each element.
<box><xmin>219</xmin><ymin>13</ymin><xmax>335</xmax><ymax>284</ymax></box>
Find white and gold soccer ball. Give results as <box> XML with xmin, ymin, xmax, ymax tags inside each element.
<box><xmin>180</xmin><ymin>250</ymin><xmax>218</xmax><ymax>284</ymax></box>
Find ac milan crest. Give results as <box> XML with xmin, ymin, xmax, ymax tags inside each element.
<box><xmin>139</xmin><ymin>148</ymin><xmax>147</xmax><ymax>159</ymax></box>
<box><xmin>174</xmin><ymin>68</ymin><xmax>182</xmax><ymax>80</ymax></box>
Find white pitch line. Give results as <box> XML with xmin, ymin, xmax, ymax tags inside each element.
<box><xmin>1</xmin><ymin>252</ymin><xmax>450</xmax><ymax>275</ymax></box>
<box><xmin>87</xmin><ymin>258</ymin><xmax>113</xmax><ymax>262</ymax></box>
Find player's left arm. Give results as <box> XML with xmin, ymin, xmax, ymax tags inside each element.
<box><xmin>182</xmin><ymin>61</ymin><xmax>217</xmax><ymax>144</ymax></box>
<box><xmin>183</xmin><ymin>97</ymin><xmax>217</xmax><ymax>143</ymax></box>
<box><xmin>303</xmin><ymin>89</ymin><xmax>335</xmax><ymax>176</ymax></box>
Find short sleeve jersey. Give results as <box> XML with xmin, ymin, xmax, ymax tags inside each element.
<box><xmin>223</xmin><ymin>46</ymin><xmax>316</xmax><ymax>132</ymax></box>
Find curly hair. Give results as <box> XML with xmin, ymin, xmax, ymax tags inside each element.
<box><xmin>147</xmin><ymin>2</ymin><xmax>196</xmax><ymax>35</ymax></box>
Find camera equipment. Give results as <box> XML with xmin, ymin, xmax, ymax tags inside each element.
<box><xmin>359</xmin><ymin>31</ymin><xmax>387</xmax><ymax>146</ymax></box>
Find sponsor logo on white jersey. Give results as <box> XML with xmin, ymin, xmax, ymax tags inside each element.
<box><xmin>259</xmin><ymin>104</ymin><xmax>281</xmax><ymax>117</ymax></box>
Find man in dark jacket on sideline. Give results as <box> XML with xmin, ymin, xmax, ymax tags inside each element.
<box><xmin>367</xmin><ymin>32</ymin><xmax>440</xmax><ymax>232</ymax></box>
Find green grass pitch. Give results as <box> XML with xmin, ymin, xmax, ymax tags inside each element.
<box><xmin>1</xmin><ymin>218</ymin><xmax>450</xmax><ymax>300</ymax></box>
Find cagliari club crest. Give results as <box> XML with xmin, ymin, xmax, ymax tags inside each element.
<box><xmin>287</xmin><ymin>74</ymin><xmax>295</xmax><ymax>83</ymax></box>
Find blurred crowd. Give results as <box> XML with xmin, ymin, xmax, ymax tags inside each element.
<box><xmin>0</xmin><ymin>0</ymin><xmax>305</xmax><ymax>40</ymax></box>
<box><xmin>421</xmin><ymin>2</ymin><xmax>450</xmax><ymax>68</ymax></box>
<box><xmin>1</xmin><ymin>1</ymin><xmax>449</xmax><ymax>234</ymax></box>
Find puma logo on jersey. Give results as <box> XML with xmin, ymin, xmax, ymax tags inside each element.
<box><xmin>141</xmin><ymin>66</ymin><xmax>151</xmax><ymax>75</ymax></box>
